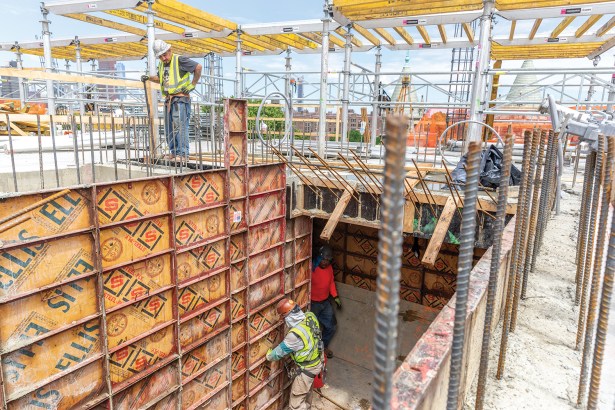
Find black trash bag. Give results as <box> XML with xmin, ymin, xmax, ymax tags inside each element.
<box><xmin>450</xmin><ymin>145</ymin><xmax>521</xmax><ymax>188</ymax></box>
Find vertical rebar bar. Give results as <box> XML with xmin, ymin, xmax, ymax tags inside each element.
<box><xmin>446</xmin><ymin>141</ymin><xmax>482</xmax><ymax>410</ymax></box>
<box><xmin>475</xmin><ymin>134</ymin><xmax>514</xmax><ymax>410</ymax></box>
<box><xmin>521</xmin><ymin>130</ymin><xmax>547</xmax><ymax>299</ymax></box>
<box><xmin>111</xmin><ymin>115</ymin><xmax>118</xmax><ymax>181</ymax></box>
<box><xmin>510</xmin><ymin>130</ymin><xmax>540</xmax><ymax>331</ymax></box>
<box><xmin>578</xmin><ymin>134</ymin><xmax>612</xmax><ymax>406</ymax></box>
<box><xmin>372</xmin><ymin>115</ymin><xmax>409</xmax><ymax>410</ymax></box>
<box><xmin>532</xmin><ymin>130</ymin><xmax>555</xmax><ymax>268</ymax></box>
<box><xmin>89</xmin><ymin>116</ymin><xmax>96</xmax><ymax>183</ymax></box>
<box><xmin>50</xmin><ymin>115</ymin><xmax>60</xmax><ymax>187</ymax></box>
<box><xmin>576</xmin><ymin>152</ymin><xmax>596</xmax><ymax>302</ymax></box>
<box><xmin>6</xmin><ymin>114</ymin><xmax>18</xmax><ymax>192</ymax></box>
<box><xmin>587</xmin><ymin>136</ymin><xmax>615</xmax><ymax>410</ymax></box>
<box><xmin>37</xmin><ymin>115</ymin><xmax>44</xmax><ymax>190</ymax></box>
<box><xmin>71</xmin><ymin>116</ymin><xmax>82</xmax><ymax>185</ymax></box>
<box><xmin>577</xmin><ymin>137</ymin><xmax>604</xmax><ymax>349</ymax></box>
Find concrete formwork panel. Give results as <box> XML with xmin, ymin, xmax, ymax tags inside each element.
<box><xmin>0</xmin><ymin>99</ymin><xmax>301</xmax><ymax>410</ymax></box>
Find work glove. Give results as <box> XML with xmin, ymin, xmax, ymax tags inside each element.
<box><xmin>266</xmin><ymin>348</ymin><xmax>274</xmax><ymax>361</ymax></box>
<box><xmin>140</xmin><ymin>74</ymin><xmax>150</xmax><ymax>82</ymax></box>
<box><xmin>334</xmin><ymin>297</ymin><xmax>342</xmax><ymax>310</ymax></box>
<box><xmin>184</xmin><ymin>83</ymin><xmax>196</xmax><ymax>93</ymax></box>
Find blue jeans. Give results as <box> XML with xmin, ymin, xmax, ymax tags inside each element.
<box><xmin>311</xmin><ymin>299</ymin><xmax>336</xmax><ymax>348</ymax></box>
<box><xmin>164</xmin><ymin>98</ymin><xmax>191</xmax><ymax>157</ymax></box>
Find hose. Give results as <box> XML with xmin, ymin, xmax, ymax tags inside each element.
<box><xmin>255</xmin><ymin>91</ymin><xmax>294</xmax><ymax>148</ymax></box>
<box><xmin>436</xmin><ymin>119</ymin><xmax>504</xmax><ymax>166</ymax></box>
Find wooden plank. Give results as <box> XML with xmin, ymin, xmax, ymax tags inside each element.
<box><xmin>8</xmin><ymin>122</ymin><xmax>27</xmax><ymax>136</ymax></box>
<box><xmin>422</xmin><ymin>196</ymin><xmax>456</xmax><ymax>266</ymax></box>
<box><xmin>320</xmin><ymin>184</ymin><xmax>355</xmax><ymax>241</ymax></box>
<box><xmin>0</xmin><ymin>67</ymin><xmax>142</xmax><ymax>88</ymax></box>
<box><xmin>403</xmin><ymin>200</ymin><xmax>415</xmax><ymax>234</ymax></box>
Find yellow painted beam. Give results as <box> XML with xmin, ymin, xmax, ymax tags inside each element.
<box><xmin>104</xmin><ymin>9</ymin><xmax>185</xmax><ymax>35</ymax></box>
<box><xmin>335</xmin><ymin>27</ymin><xmax>364</xmax><ymax>47</ymax></box>
<box><xmin>496</xmin><ymin>0</ymin><xmax>613</xmax><ymax>11</ymax></box>
<box><xmin>509</xmin><ymin>20</ymin><xmax>516</xmax><ymax>41</ymax></box>
<box><xmin>529</xmin><ymin>19</ymin><xmax>543</xmax><ymax>40</ymax></box>
<box><xmin>575</xmin><ymin>15</ymin><xmax>603</xmax><ymax>37</ymax></box>
<box><xmin>328</xmin><ymin>32</ymin><xmax>348</xmax><ymax>48</ymax></box>
<box><xmin>153</xmin><ymin>0</ymin><xmax>236</xmax><ymax>31</ymax></box>
<box><xmin>373</xmin><ymin>28</ymin><xmax>397</xmax><ymax>45</ymax></box>
<box><xmin>551</xmin><ymin>16</ymin><xmax>575</xmax><ymax>38</ymax></box>
<box><xmin>462</xmin><ymin>22</ymin><xmax>475</xmax><ymax>43</ymax></box>
<box><xmin>353</xmin><ymin>24</ymin><xmax>381</xmax><ymax>46</ymax></box>
<box><xmin>300</xmin><ymin>32</ymin><xmax>322</xmax><ymax>45</ymax></box>
<box><xmin>270</xmin><ymin>33</ymin><xmax>318</xmax><ymax>49</ymax></box>
<box><xmin>437</xmin><ymin>25</ymin><xmax>447</xmax><ymax>43</ymax></box>
<box><xmin>334</xmin><ymin>0</ymin><xmax>482</xmax><ymax>18</ymax></box>
<box><xmin>394</xmin><ymin>27</ymin><xmax>414</xmax><ymax>45</ymax></box>
<box><xmin>416</xmin><ymin>26</ymin><xmax>431</xmax><ymax>44</ymax></box>
<box><xmin>491</xmin><ymin>41</ymin><xmax>605</xmax><ymax>60</ymax></box>
<box><xmin>230</xmin><ymin>34</ymin><xmax>275</xmax><ymax>52</ymax></box>
<box><xmin>63</xmin><ymin>13</ymin><xmax>145</xmax><ymax>36</ymax></box>
<box><xmin>596</xmin><ymin>16</ymin><xmax>615</xmax><ymax>37</ymax></box>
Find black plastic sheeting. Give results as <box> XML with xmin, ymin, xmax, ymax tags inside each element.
<box><xmin>451</xmin><ymin>145</ymin><xmax>522</xmax><ymax>188</ymax></box>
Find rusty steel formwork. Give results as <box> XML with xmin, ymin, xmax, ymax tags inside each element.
<box><xmin>0</xmin><ymin>99</ymin><xmax>304</xmax><ymax>410</ymax></box>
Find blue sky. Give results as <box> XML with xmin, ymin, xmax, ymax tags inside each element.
<box><xmin>0</xmin><ymin>1</ymin><xmax>610</xmax><ymax>92</ymax></box>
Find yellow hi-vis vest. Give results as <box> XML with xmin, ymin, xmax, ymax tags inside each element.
<box><xmin>158</xmin><ymin>54</ymin><xmax>191</xmax><ymax>97</ymax></box>
<box><xmin>289</xmin><ymin>312</ymin><xmax>322</xmax><ymax>370</ymax></box>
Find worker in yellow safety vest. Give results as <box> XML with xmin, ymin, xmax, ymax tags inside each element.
<box><xmin>267</xmin><ymin>298</ymin><xmax>324</xmax><ymax>409</ymax></box>
<box><xmin>141</xmin><ymin>39</ymin><xmax>202</xmax><ymax>162</ymax></box>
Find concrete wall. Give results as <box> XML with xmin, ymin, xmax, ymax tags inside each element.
<box><xmin>391</xmin><ymin>216</ymin><xmax>516</xmax><ymax>409</ymax></box>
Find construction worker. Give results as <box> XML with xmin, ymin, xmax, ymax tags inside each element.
<box><xmin>141</xmin><ymin>39</ymin><xmax>202</xmax><ymax>161</ymax></box>
<box><xmin>311</xmin><ymin>245</ymin><xmax>341</xmax><ymax>358</ymax></box>
<box><xmin>267</xmin><ymin>298</ymin><xmax>323</xmax><ymax>410</ymax></box>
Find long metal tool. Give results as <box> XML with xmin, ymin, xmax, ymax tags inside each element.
<box><xmin>578</xmin><ymin>134</ymin><xmax>611</xmax><ymax>406</ymax></box>
<box><xmin>587</xmin><ymin>136</ymin><xmax>615</xmax><ymax>410</ymax></box>
<box><xmin>497</xmin><ymin>130</ymin><xmax>533</xmax><ymax>378</ymax></box>
<box><xmin>372</xmin><ymin>115</ymin><xmax>408</xmax><ymax>410</ymax></box>
<box><xmin>475</xmin><ymin>134</ymin><xmax>513</xmax><ymax>410</ymax></box>
<box><xmin>577</xmin><ymin>136</ymin><xmax>604</xmax><ymax>349</ymax></box>
<box><xmin>446</xmin><ymin>141</ymin><xmax>482</xmax><ymax>410</ymax></box>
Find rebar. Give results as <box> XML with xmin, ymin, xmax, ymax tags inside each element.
<box><xmin>587</xmin><ymin>136</ymin><xmax>615</xmax><ymax>410</ymax></box>
<box><xmin>577</xmin><ymin>137</ymin><xmax>604</xmax><ymax>349</ymax></box>
<box><xmin>475</xmin><ymin>135</ymin><xmax>514</xmax><ymax>410</ymax></box>
<box><xmin>446</xmin><ymin>141</ymin><xmax>482</xmax><ymax>410</ymax></box>
<box><xmin>372</xmin><ymin>115</ymin><xmax>409</xmax><ymax>410</ymax></box>
<box><xmin>510</xmin><ymin>130</ymin><xmax>540</xmax><ymax>331</ymax></box>
<box><xmin>521</xmin><ymin>130</ymin><xmax>547</xmax><ymax>299</ymax></box>
<box><xmin>532</xmin><ymin>130</ymin><xmax>555</xmax><ymax>268</ymax></box>
<box><xmin>578</xmin><ymin>135</ymin><xmax>612</xmax><ymax>406</ymax></box>
<box><xmin>576</xmin><ymin>152</ymin><xmax>596</xmax><ymax>302</ymax></box>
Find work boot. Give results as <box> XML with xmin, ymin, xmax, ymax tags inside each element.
<box><xmin>325</xmin><ymin>348</ymin><xmax>333</xmax><ymax>359</ymax></box>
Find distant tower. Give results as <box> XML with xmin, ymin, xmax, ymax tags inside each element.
<box><xmin>391</xmin><ymin>52</ymin><xmax>422</xmax><ymax>122</ymax></box>
<box><xmin>505</xmin><ymin>60</ymin><xmax>542</xmax><ymax>107</ymax></box>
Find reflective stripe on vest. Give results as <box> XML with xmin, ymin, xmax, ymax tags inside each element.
<box><xmin>158</xmin><ymin>54</ymin><xmax>191</xmax><ymax>97</ymax></box>
<box><xmin>289</xmin><ymin>312</ymin><xmax>321</xmax><ymax>369</ymax></box>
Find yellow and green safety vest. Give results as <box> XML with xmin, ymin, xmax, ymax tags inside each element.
<box><xmin>158</xmin><ymin>54</ymin><xmax>191</xmax><ymax>97</ymax></box>
<box><xmin>289</xmin><ymin>312</ymin><xmax>322</xmax><ymax>370</ymax></box>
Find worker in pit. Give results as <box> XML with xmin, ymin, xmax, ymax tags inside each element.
<box><xmin>310</xmin><ymin>245</ymin><xmax>341</xmax><ymax>358</ymax></box>
<box><xmin>141</xmin><ymin>39</ymin><xmax>202</xmax><ymax>162</ymax></box>
<box><xmin>267</xmin><ymin>298</ymin><xmax>323</xmax><ymax>410</ymax></box>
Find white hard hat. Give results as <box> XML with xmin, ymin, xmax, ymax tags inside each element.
<box><xmin>153</xmin><ymin>39</ymin><xmax>171</xmax><ymax>58</ymax></box>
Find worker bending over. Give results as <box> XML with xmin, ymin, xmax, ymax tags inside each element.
<box><xmin>267</xmin><ymin>298</ymin><xmax>323</xmax><ymax>410</ymax></box>
<box><xmin>311</xmin><ymin>245</ymin><xmax>341</xmax><ymax>358</ymax></box>
<box><xmin>142</xmin><ymin>39</ymin><xmax>202</xmax><ymax>161</ymax></box>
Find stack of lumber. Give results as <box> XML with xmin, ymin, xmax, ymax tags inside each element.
<box><xmin>0</xmin><ymin>102</ymin><xmax>50</xmax><ymax>136</ymax></box>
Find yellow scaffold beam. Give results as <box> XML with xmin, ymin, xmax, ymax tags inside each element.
<box><xmin>394</xmin><ymin>27</ymin><xmax>415</xmax><ymax>45</ymax></box>
<box><xmin>373</xmin><ymin>28</ymin><xmax>397</xmax><ymax>45</ymax></box>
<box><xmin>491</xmin><ymin>41</ymin><xmax>606</xmax><ymax>59</ymax></box>
<box><xmin>551</xmin><ymin>16</ymin><xmax>576</xmax><ymax>38</ymax></box>
<box><xmin>462</xmin><ymin>22</ymin><xmax>475</xmax><ymax>43</ymax></box>
<box><xmin>575</xmin><ymin>15</ymin><xmax>603</xmax><ymax>37</ymax></box>
<box><xmin>496</xmin><ymin>0</ymin><xmax>613</xmax><ymax>11</ymax></box>
<box><xmin>353</xmin><ymin>24</ymin><xmax>381</xmax><ymax>46</ymax></box>
<box><xmin>416</xmin><ymin>26</ymin><xmax>431</xmax><ymax>44</ymax></box>
<box><xmin>529</xmin><ymin>19</ymin><xmax>543</xmax><ymax>40</ymax></box>
<box><xmin>596</xmin><ymin>16</ymin><xmax>615</xmax><ymax>36</ymax></box>
<box><xmin>104</xmin><ymin>9</ymin><xmax>186</xmax><ymax>34</ymax></box>
<box><xmin>509</xmin><ymin>20</ymin><xmax>516</xmax><ymax>40</ymax></box>
<box><xmin>437</xmin><ymin>25</ymin><xmax>447</xmax><ymax>43</ymax></box>
<box><xmin>63</xmin><ymin>13</ymin><xmax>146</xmax><ymax>36</ymax></box>
<box><xmin>335</xmin><ymin>27</ymin><xmax>364</xmax><ymax>47</ymax></box>
<box><xmin>333</xmin><ymin>0</ymin><xmax>483</xmax><ymax>19</ymax></box>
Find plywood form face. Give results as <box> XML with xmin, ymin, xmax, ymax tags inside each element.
<box><xmin>247</xmin><ymin>374</ymin><xmax>282</xmax><ymax>410</ymax></box>
<box><xmin>248</xmin><ymin>361</ymin><xmax>280</xmax><ymax>393</ymax></box>
<box><xmin>0</xmin><ymin>99</ymin><xmax>300</xmax><ymax>409</ymax></box>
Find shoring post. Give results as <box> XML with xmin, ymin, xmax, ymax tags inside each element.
<box><xmin>235</xmin><ymin>29</ymin><xmax>243</xmax><ymax>97</ymax></box>
<box><xmin>341</xmin><ymin>25</ymin><xmax>352</xmax><ymax>145</ymax></box>
<box><xmin>146</xmin><ymin>0</ymin><xmax>156</xmax><ymax>76</ymax></box>
<box><xmin>14</xmin><ymin>44</ymin><xmax>26</xmax><ymax>107</ymax></box>
<box><xmin>74</xmin><ymin>37</ymin><xmax>86</xmax><ymax>116</ymax></box>
<box><xmin>370</xmin><ymin>46</ymin><xmax>382</xmax><ymax>150</ymax></box>
<box><xmin>318</xmin><ymin>1</ymin><xmax>331</xmax><ymax>157</ymax></box>
<box><xmin>41</xmin><ymin>3</ymin><xmax>56</xmax><ymax>115</ymax></box>
<box><xmin>465</xmin><ymin>0</ymin><xmax>495</xmax><ymax>151</ymax></box>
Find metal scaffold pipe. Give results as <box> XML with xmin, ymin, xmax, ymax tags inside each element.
<box><xmin>41</xmin><ymin>4</ymin><xmax>55</xmax><ymax>115</ymax></box>
<box><xmin>587</xmin><ymin>136</ymin><xmax>615</xmax><ymax>410</ymax></box>
<box><xmin>370</xmin><ymin>46</ymin><xmax>382</xmax><ymax>151</ymax></box>
<box><xmin>318</xmin><ymin>0</ymin><xmax>331</xmax><ymax>157</ymax></box>
<box><xmin>146</xmin><ymin>0</ymin><xmax>156</xmax><ymax>76</ymax></box>
<box><xmin>341</xmin><ymin>26</ymin><xmax>352</xmax><ymax>146</ymax></box>
<box><xmin>372</xmin><ymin>114</ymin><xmax>408</xmax><ymax>410</ymax></box>
<box><xmin>475</xmin><ymin>134</ymin><xmax>514</xmax><ymax>410</ymax></box>
<box><xmin>235</xmin><ymin>29</ymin><xmax>243</xmax><ymax>97</ymax></box>
<box><xmin>446</xmin><ymin>141</ymin><xmax>482</xmax><ymax>410</ymax></box>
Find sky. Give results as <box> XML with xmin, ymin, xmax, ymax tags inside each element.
<box><xmin>0</xmin><ymin>1</ymin><xmax>612</xmax><ymax>99</ymax></box>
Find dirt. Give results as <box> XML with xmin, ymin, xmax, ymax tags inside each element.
<box><xmin>465</xmin><ymin>165</ymin><xmax>615</xmax><ymax>409</ymax></box>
